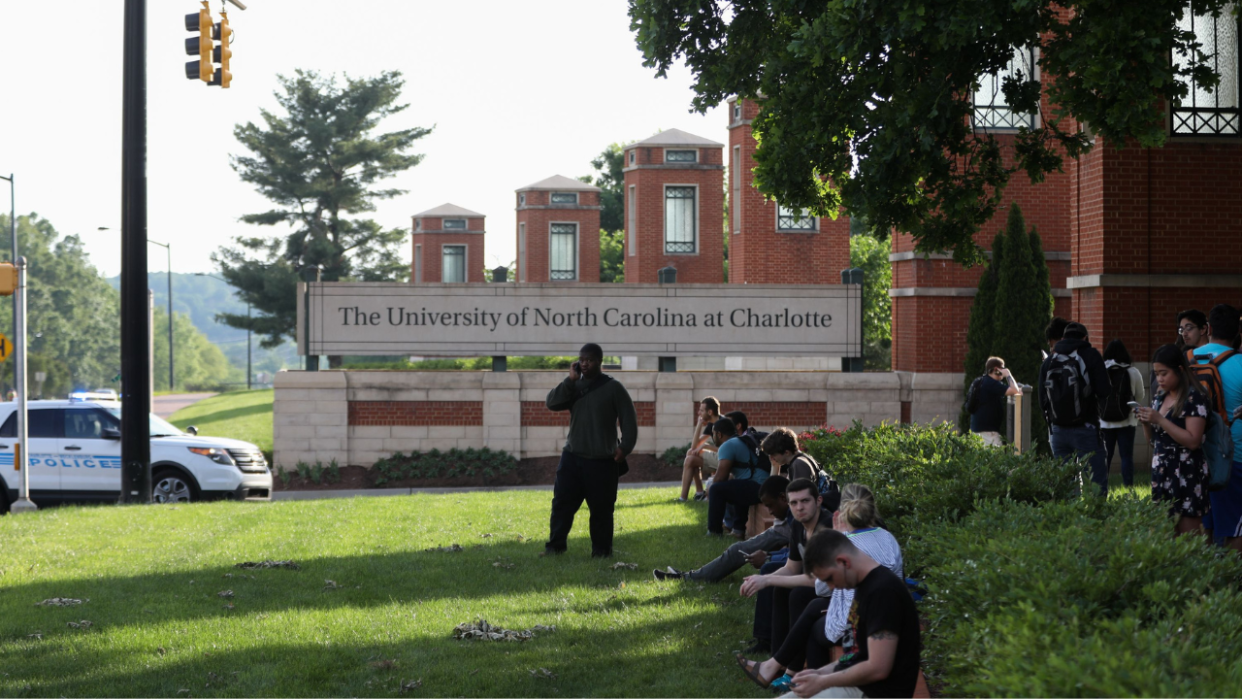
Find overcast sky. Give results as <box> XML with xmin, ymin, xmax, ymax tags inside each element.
<box><xmin>0</xmin><ymin>0</ymin><xmax>724</xmax><ymax>278</ymax></box>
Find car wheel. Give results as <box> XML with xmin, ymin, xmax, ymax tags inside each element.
<box><xmin>152</xmin><ymin>469</ymin><xmax>198</xmax><ymax>504</ymax></box>
<box><xmin>0</xmin><ymin>487</ymin><xmax>10</xmax><ymax>515</ymax></box>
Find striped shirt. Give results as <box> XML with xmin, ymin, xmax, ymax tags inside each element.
<box><xmin>820</xmin><ymin>527</ymin><xmax>904</xmax><ymax>644</ymax></box>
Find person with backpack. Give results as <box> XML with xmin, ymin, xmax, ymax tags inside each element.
<box><xmin>707</xmin><ymin>417</ymin><xmax>769</xmax><ymax>538</ymax></box>
<box><xmin>1192</xmin><ymin>304</ymin><xmax>1242</xmax><ymax>552</ymax></box>
<box><xmin>1177</xmin><ymin>309</ymin><xmax>1210</xmax><ymax>351</ymax></box>
<box><xmin>1038</xmin><ymin>321</ymin><xmax>1112</xmax><ymax>495</ymax></box>
<box><xmin>1137</xmin><ymin>344</ymin><xmax>1210</xmax><ymax>536</ymax></box>
<box><xmin>761</xmin><ymin>427</ymin><xmax>841</xmax><ymax>510</ymax></box>
<box><xmin>1099</xmin><ymin>340</ymin><xmax>1146</xmax><ymax>487</ymax></box>
<box><xmin>967</xmin><ymin>357</ymin><xmax>1022</xmax><ymax>447</ymax></box>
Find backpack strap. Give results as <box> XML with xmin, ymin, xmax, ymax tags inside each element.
<box><xmin>566</xmin><ymin>374</ymin><xmax>614</xmax><ymax>410</ymax></box>
<box><xmin>1209</xmin><ymin>349</ymin><xmax>1237</xmax><ymax>368</ymax></box>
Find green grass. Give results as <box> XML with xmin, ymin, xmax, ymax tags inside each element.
<box><xmin>169</xmin><ymin>390</ymin><xmax>274</xmax><ymax>458</ymax></box>
<box><xmin>0</xmin><ymin>488</ymin><xmax>766</xmax><ymax>697</ymax></box>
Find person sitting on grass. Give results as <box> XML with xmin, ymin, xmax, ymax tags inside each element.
<box><xmin>737</xmin><ymin>484</ymin><xmax>903</xmax><ymax>692</ymax></box>
<box><xmin>707</xmin><ymin>417</ymin><xmax>768</xmax><ymax>538</ymax></box>
<box><xmin>655</xmin><ymin>476</ymin><xmax>792</xmax><ymax>582</ymax></box>
<box><xmin>759</xmin><ymin>529</ymin><xmax>921</xmax><ymax>698</ymax></box>
<box><xmin>762</xmin><ymin>428</ymin><xmax>836</xmax><ymax>506</ymax></box>
<box><xmin>739</xmin><ymin>478</ymin><xmax>833</xmax><ymax>657</ymax></box>
<box><xmin>679</xmin><ymin>396</ymin><xmax>722</xmax><ymax>502</ymax></box>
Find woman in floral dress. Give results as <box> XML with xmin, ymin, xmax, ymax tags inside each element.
<box><xmin>1137</xmin><ymin>344</ymin><xmax>1209</xmax><ymax>536</ymax></box>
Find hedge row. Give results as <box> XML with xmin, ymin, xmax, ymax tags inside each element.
<box><xmin>800</xmin><ymin>423</ymin><xmax>1242</xmax><ymax>697</ymax></box>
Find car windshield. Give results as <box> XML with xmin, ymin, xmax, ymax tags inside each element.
<box><xmin>103</xmin><ymin>408</ymin><xmax>184</xmax><ymax>438</ymax></box>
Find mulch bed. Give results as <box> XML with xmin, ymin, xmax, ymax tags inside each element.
<box><xmin>274</xmin><ymin>454</ymin><xmax>679</xmax><ymax>491</ymax></box>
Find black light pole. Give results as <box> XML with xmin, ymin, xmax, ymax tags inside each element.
<box><xmin>148</xmin><ymin>239</ymin><xmax>173</xmax><ymax>390</ymax></box>
<box><xmin>120</xmin><ymin>0</ymin><xmax>151</xmax><ymax>503</ymax></box>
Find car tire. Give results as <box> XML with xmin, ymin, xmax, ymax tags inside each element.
<box><xmin>0</xmin><ymin>487</ymin><xmax>10</xmax><ymax>515</ymax></box>
<box><xmin>152</xmin><ymin>468</ymin><xmax>199</xmax><ymax>504</ymax></box>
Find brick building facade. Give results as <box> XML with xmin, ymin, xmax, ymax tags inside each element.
<box><xmin>622</xmin><ymin>129</ymin><xmax>727</xmax><ymax>284</ymax></box>
<box><xmin>410</xmin><ymin>203</ymin><xmax>487</xmax><ymax>284</ymax></box>
<box><xmin>515</xmin><ymin>175</ymin><xmax>602</xmax><ymax>283</ymax></box>
<box><xmin>725</xmin><ymin>98</ymin><xmax>852</xmax><ymax>284</ymax></box>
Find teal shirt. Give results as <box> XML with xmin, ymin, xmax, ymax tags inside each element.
<box><xmin>1193</xmin><ymin>343</ymin><xmax>1242</xmax><ymax>455</ymax></box>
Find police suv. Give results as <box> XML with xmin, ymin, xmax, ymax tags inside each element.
<box><xmin>0</xmin><ymin>399</ymin><xmax>272</xmax><ymax>512</ymax></box>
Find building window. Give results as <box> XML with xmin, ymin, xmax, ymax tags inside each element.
<box><xmin>732</xmin><ymin>146</ymin><xmax>742</xmax><ymax>234</ymax></box>
<box><xmin>777</xmin><ymin>204</ymin><xmax>816</xmax><ymax>231</ymax></box>
<box><xmin>443</xmin><ymin>218</ymin><xmax>467</xmax><ymax>230</ymax></box>
<box><xmin>973</xmin><ymin>46</ymin><xmax>1038</xmax><ymax>130</ymax></box>
<box><xmin>629</xmin><ymin>150</ymin><xmax>635</xmax><ymax>165</ymax></box>
<box><xmin>519</xmin><ymin>193</ymin><xmax>526</xmax><ymax>206</ymax></box>
<box><xmin>518</xmin><ymin>223</ymin><xmax>526</xmax><ymax>283</ymax></box>
<box><xmin>549</xmin><ymin>223</ymin><xmax>577</xmax><ymax>280</ymax></box>
<box><xmin>550</xmin><ymin>192</ymin><xmax>578</xmax><ymax>205</ymax></box>
<box><xmin>627</xmin><ymin>186</ymin><xmax>637</xmax><ymax>257</ymax></box>
<box><xmin>1173</xmin><ymin>7</ymin><xmax>1240</xmax><ymax>136</ymax></box>
<box><xmin>415</xmin><ymin>219</ymin><xmax>421</xmax><ymax>231</ymax></box>
<box><xmin>664</xmin><ymin>186</ymin><xmax>697</xmax><ymax>253</ymax></box>
<box><xmin>442</xmin><ymin>245</ymin><xmax>466</xmax><ymax>282</ymax></box>
<box><xmin>733</xmin><ymin>104</ymin><xmax>742</xmax><ymax>120</ymax></box>
<box><xmin>414</xmin><ymin>244</ymin><xmax>422</xmax><ymax>283</ymax></box>
<box><xmin>665</xmin><ymin>149</ymin><xmax>697</xmax><ymax>163</ymax></box>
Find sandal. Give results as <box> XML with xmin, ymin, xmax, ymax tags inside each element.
<box><xmin>735</xmin><ymin>653</ymin><xmax>772</xmax><ymax>689</ymax></box>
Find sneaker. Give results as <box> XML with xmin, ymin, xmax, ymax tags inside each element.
<box><xmin>770</xmin><ymin>673</ymin><xmax>795</xmax><ymax>691</ymax></box>
<box><xmin>674</xmin><ymin>496</ymin><xmax>688</xmax><ymax>502</ymax></box>
<box><xmin>693</xmin><ymin>491</ymin><xmax>707</xmax><ymax>502</ymax></box>
<box><xmin>652</xmin><ymin>566</ymin><xmax>686</xmax><ymax>581</ymax></box>
<box><xmin>539</xmin><ymin>548</ymin><xmax>565</xmax><ymax>558</ymax></box>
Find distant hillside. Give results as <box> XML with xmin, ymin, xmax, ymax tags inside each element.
<box><xmin>106</xmin><ymin>273</ymin><xmax>298</xmax><ymax>376</ymax></box>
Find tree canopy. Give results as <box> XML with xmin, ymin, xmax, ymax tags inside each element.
<box><xmin>215</xmin><ymin>70</ymin><xmax>432</xmax><ymax>349</ymax></box>
<box><xmin>582</xmin><ymin>142</ymin><xmax>633</xmax><ymax>282</ymax></box>
<box><xmin>629</xmin><ymin>0</ymin><xmax>1236</xmax><ymax>265</ymax></box>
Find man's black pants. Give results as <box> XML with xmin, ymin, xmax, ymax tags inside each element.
<box><xmin>546</xmin><ymin>451</ymin><xmax>620</xmax><ymax>556</ymax></box>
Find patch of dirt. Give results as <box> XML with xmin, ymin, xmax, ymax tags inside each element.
<box><xmin>274</xmin><ymin>454</ymin><xmax>678</xmax><ymax>491</ymax></box>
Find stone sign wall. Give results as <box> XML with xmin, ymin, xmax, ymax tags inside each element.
<box><xmin>297</xmin><ymin>282</ymin><xmax>862</xmax><ymax>358</ymax></box>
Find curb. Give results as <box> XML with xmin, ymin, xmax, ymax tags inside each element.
<box><xmin>272</xmin><ymin>480</ymin><xmax>681</xmax><ymax>501</ymax></box>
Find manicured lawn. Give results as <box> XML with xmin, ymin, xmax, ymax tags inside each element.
<box><xmin>0</xmin><ymin>488</ymin><xmax>765</xmax><ymax>698</ymax></box>
<box><xmin>169</xmin><ymin>389</ymin><xmax>274</xmax><ymax>458</ymax></box>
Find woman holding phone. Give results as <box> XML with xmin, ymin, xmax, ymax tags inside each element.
<box><xmin>1136</xmin><ymin>344</ymin><xmax>1210</xmax><ymax>536</ymax></box>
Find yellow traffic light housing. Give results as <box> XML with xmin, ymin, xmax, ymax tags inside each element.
<box><xmin>0</xmin><ymin>263</ymin><xmax>16</xmax><ymax>296</ymax></box>
<box><xmin>184</xmin><ymin>1</ymin><xmax>213</xmax><ymax>83</ymax></box>
<box><xmin>211</xmin><ymin>12</ymin><xmax>233</xmax><ymax>88</ymax></box>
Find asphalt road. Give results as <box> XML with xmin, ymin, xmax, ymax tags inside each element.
<box><xmin>153</xmin><ymin>392</ymin><xmax>215</xmax><ymax>419</ymax></box>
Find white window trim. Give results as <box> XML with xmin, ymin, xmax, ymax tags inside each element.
<box><xmin>627</xmin><ymin>185</ymin><xmax>637</xmax><ymax>257</ymax></box>
<box><xmin>628</xmin><ymin>150</ymin><xmax>635</xmax><ymax>165</ymax></box>
<box><xmin>518</xmin><ymin>222</ymin><xmax>527</xmax><ymax>283</ymax></box>
<box><xmin>664</xmin><ymin>149</ymin><xmax>698</xmax><ymax>163</ymax></box>
<box><xmin>732</xmin><ymin>146</ymin><xmax>742</xmax><ymax>234</ymax></box>
<box><xmin>414</xmin><ymin>244</ymin><xmax>422</xmax><ymax>283</ymax></box>
<box><xmin>548</xmin><ymin>221</ymin><xmax>580</xmax><ymax>281</ymax></box>
<box><xmin>441</xmin><ymin>244</ymin><xmax>467</xmax><ymax>283</ymax></box>
<box><xmin>443</xmin><ymin>218</ymin><xmax>468</xmax><ymax>230</ymax></box>
<box><xmin>776</xmin><ymin>203</ymin><xmax>818</xmax><ymax>232</ymax></box>
<box><xmin>662</xmin><ymin>183</ymin><xmax>700</xmax><ymax>255</ymax></box>
<box><xmin>519</xmin><ymin>193</ymin><xmax>526</xmax><ymax>206</ymax></box>
<box><xmin>972</xmin><ymin>45</ymin><xmax>1042</xmax><ymax>132</ymax></box>
<box><xmin>550</xmin><ymin>192</ymin><xmax>579</xmax><ymax>205</ymax></box>
<box><xmin>415</xmin><ymin>219</ymin><xmax>421</xmax><ymax>231</ymax></box>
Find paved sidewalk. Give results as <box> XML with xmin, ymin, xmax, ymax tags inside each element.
<box><xmin>154</xmin><ymin>392</ymin><xmax>216</xmax><ymax>419</ymax></box>
<box><xmin>273</xmin><ymin>480</ymin><xmax>680</xmax><ymax>501</ymax></box>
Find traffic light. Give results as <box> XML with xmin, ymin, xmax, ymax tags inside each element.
<box><xmin>0</xmin><ymin>263</ymin><xmax>16</xmax><ymax>296</ymax></box>
<box><xmin>211</xmin><ymin>11</ymin><xmax>232</xmax><ymax>88</ymax></box>
<box><xmin>184</xmin><ymin>1</ymin><xmax>213</xmax><ymax>83</ymax></box>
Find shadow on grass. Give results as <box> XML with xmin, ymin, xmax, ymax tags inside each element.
<box><xmin>173</xmin><ymin>401</ymin><xmax>271</xmax><ymax>428</ymax></box>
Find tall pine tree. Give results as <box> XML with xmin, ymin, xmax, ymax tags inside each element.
<box><xmin>960</xmin><ymin>233</ymin><xmax>1004</xmax><ymax>430</ymax></box>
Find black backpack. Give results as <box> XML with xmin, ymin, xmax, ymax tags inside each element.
<box><xmin>737</xmin><ymin>430</ymin><xmax>772</xmax><ymax>479</ymax></box>
<box><xmin>1044</xmin><ymin>350</ymin><xmax>1092</xmax><ymax>426</ymax></box>
<box><xmin>1101</xmin><ymin>364</ymin><xmax>1135</xmax><ymax>422</ymax></box>
<box><xmin>792</xmin><ymin>451</ymin><xmax>839</xmax><ymax>508</ymax></box>
<box><xmin>965</xmin><ymin>375</ymin><xmax>986</xmax><ymax>414</ymax></box>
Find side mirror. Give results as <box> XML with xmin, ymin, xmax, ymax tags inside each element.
<box><xmin>102</xmin><ymin>427</ymin><xmax>121</xmax><ymax>440</ymax></box>
<box><xmin>186</xmin><ymin>425</ymin><xmax>198</xmax><ymax>436</ymax></box>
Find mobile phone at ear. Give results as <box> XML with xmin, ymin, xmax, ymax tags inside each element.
<box><xmin>572</xmin><ymin>361</ymin><xmax>582</xmax><ymax>374</ymax></box>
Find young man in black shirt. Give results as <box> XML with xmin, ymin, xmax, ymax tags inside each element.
<box><xmin>968</xmin><ymin>357</ymin><xmax>1022</xmax><ymax>447</ymax></box>
<box><xmin>787</xmin><ymin>529</ymin><xmax>921</xmax><ymax>698</ymax></box>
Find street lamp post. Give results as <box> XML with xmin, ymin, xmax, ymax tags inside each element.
<box><xmin>196</xmin><ymin>272</ymin><xmax>251</xmax><ymax>390</ymax></box>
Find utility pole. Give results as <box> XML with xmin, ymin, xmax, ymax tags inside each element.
<box><xmin>120</xmin><ymin>0</ymin><xmax>151</xmax><ymax>504</ymax></box>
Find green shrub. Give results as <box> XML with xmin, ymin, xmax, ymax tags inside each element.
<box><xmin>660</xmin><ymin>443</ymin><xmax>691</xmax><ymax>468</ymax></box>
<box><xmin>909</xmin><ymin>496</ymin><xmax>1242</xmax><ymax>696</ymax></box>
<box><xmin>369</xmin><ymin>447</ymin><xmax>518</xmax><ymax>483</ymax></box>
<box><xmin>801</xmin><ymin>422</ymin><xmax>1078</xmax><ymax>537</ymax></box>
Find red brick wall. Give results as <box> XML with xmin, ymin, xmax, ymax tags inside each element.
<box><xmin>348</xmin><ymin>401</ymin><xmax>483</xmax><ymax>426</ymax></box>
<box><xmin>410</xmin><ymin>232</ymin><xmax>487</xmax><ymax>284</ymax></box>
<box><xmin>727</xmin><ymin>99</ymin><xmax>852</xmax><ymax>284</ymax></box>
<box><xmin>515</xmin><ymin>190</ymin><xmax>601</xmax><ymax>283</ymax></box>
<box><xmin>623</xmin><ymin>148</ymin><xmax>726</xmax><ymax>284</ymax></box>
<box><xmin>521</xmin><ymin>401</ymin><xmax>657</xmax><ymax>427</ymax></box>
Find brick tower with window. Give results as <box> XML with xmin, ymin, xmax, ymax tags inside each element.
<box><xmin>725</xmin><ymin>98</ymin><xmax>852</xmax><ymax>284</ymax></box>
<box><xmin>514</xmin><ymin>175</ymin><xmax>602</xmax><ymax>283</ymax></box>
<box><xmin>411</xmin><ymin>203</ymin><xmax>487</xmax><ymax>283</ymax></box>
<box><xmin>622</xmin><ymin>129</ymin><xmax>726</xmax><ymax>284</ymax></box>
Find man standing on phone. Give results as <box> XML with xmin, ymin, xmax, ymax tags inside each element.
<box><xmin>544</xmin><ymin>343</ymin><xmax>638</xmax><ymax>558</ymax></box>
<box><xmin>967</xmin><ymin>357</ymin><xmax>1022</xmax><ymax>447</ymax></box>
